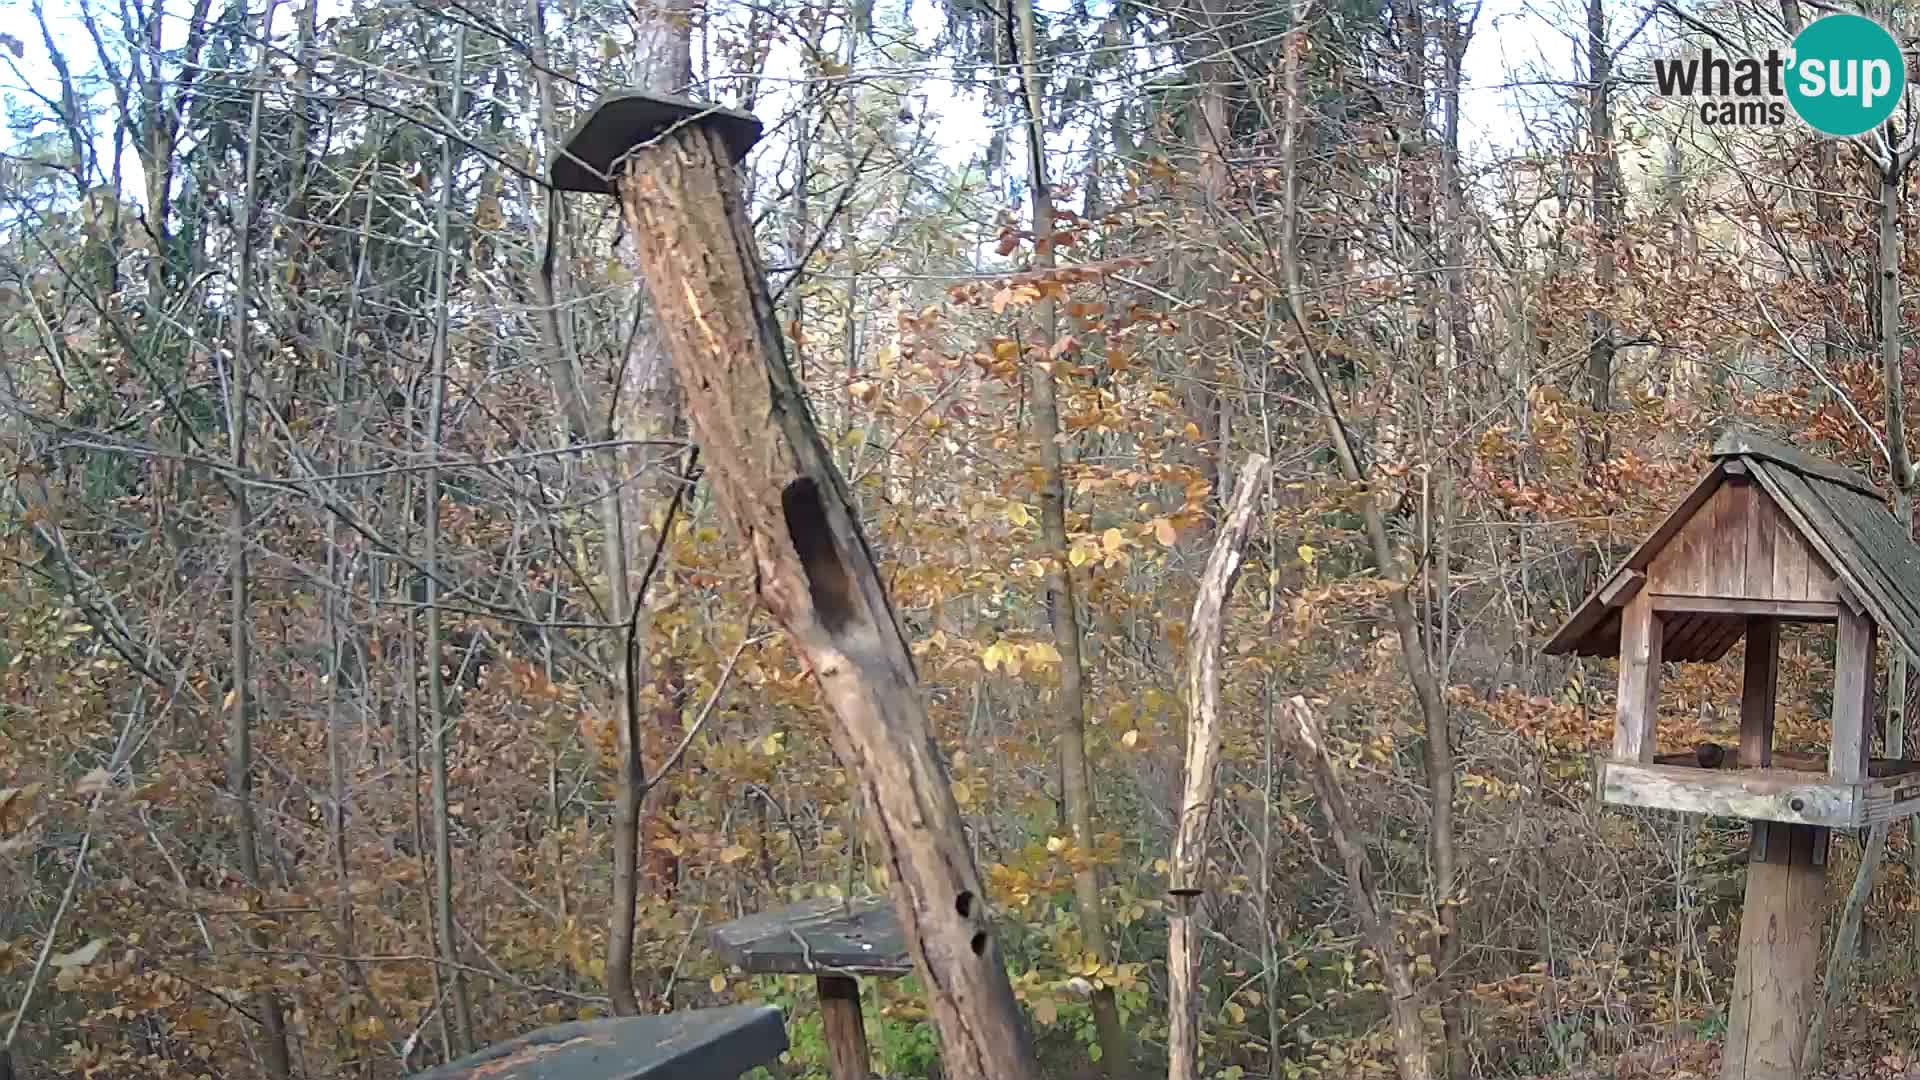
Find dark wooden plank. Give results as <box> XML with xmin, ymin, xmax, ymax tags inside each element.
<box><xmin>551</xmin><ymin>89</ymin><xmax>763</xmax><ymax>193</ymax></box>
<box><xmin>709</xmin><ymin>897</ymin><xmax>912</xmax><ymax>977</ymax></box>
<box><xmin>1832</xmin><ymin>607</ymin><xmax>1876</xmax><ymax>783</ymax></box>
<box><xmin>1614</xmin><ymin>592</ymin><xmax>1662</xmax><ymax>763</ymax></box>
<box><xmin>1695</xmin><ymin>617</ymin><xmax>1750</xmax><ymax>663</ymax></box>
<box><xmin>409</xmin><ymin>1006</ymin><xmax>787</xmax><ymax>1080</ymax></box>
<box><xmin>1649</xmin><ymin>595</ymin><xmax>1841</xmax><ymax>620</ymax></box>
<box><xmin>1655</xmin><ymin>612</ymin><xmax>1703</xmax><ymax>662</ymax></box>
<box><xmin>1742</xmin><ymin>618</ymin><xmax>1778</xmax><ymax>769</ymax></box>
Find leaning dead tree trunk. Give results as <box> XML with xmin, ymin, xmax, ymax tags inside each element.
<box><xmin>558</xmin><ymin>94</ymin><xmax>1041</xmax><ymax>1080</ymax></box>
<box><xmin>1280</xmin><ymin>697</ymin><xmax>1434</xmax><ymax>1080</ymax></box>
<box><xmin>1168</xmin><ymin>455</ymin><xmax>1270</xmax><ymax>1080</ymax></box>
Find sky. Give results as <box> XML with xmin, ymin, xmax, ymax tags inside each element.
<box><xmin>1</xmin><ymin>0</ymin><xmax>1583</xmax><ymax>197</ymax></box>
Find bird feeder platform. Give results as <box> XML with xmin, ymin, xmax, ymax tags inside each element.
<box><xmin>708</xmin><ymin>897</ymin><xmax>910</xmax><ymax>1080</ymax></box>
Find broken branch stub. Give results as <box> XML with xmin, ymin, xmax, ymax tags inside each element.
<box><xmin>586</xmin><ymin>99</ymin><xmax>1040</xmax><ymax>1080</ymax></box>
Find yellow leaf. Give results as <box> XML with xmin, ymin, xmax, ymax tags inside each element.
<box><xmin>718</xmin><ymin>844</ymin><xmax>750</xmax><ymax>864</ymax></box>
<box><xmin>1183</xmin><ymin>422</ymin><xmax>1203</xmax><ymax>440</ymax></box>
<box><xmin>981</xmin><ymin>641</ymin><xmax>1010</xmax><ymax>673</ymax></box>
<box><xmin>953</xmin><ymin>780</ymin><xmax>974</xmax><ymax>806</ymax></box>
<box><xmin>1102</xmin><ymin>527</ymin><xmax>1124</xmax><ymax>553</ymax></box>
<box><xmin>1153</xmin><ymin>518</ymin><xmax>1178</xmax><ymax>546</ymax></box>
<box><xmin>1121</xmin><ymin>729</ymin><xmax>1140</xmax><ymax>749</ymax></box>
<box><xmin>1068</xmin><ymin>546</ymin><xmax>1090</xmax><ymax>567</ymax></box>
<box><xmin>1046</xmin><ymin>835</ymin><xmax>1066</xmax><ymax>853</ymax></box>
<box><xmin>1008</xmin><ymin>503</ymin><xmax>1033</xmax><ymax>527</ymax></box>
<box><xmin>223</xmin><ymin>688</ymin><xmax>239</xmax><ymax>712</ymax></box>
<box><xmin>1227</xmin><ymin>1001</ymin><xmax>1246</xmax><ymax>1023</ymax></box>
<box><xmin>710</xmin><ymin>973</ymin><xmax>728</xmax><ymax>993</ymax></box>
<box><xmin>1298</xmin><ymin>544</ymin><xmax>1317</xmax><ymax>566</ymax></box>
<box><xmin>1027</xmin><ymin>641</ymin><xmax>1062</xmax><ymax>666</ymax></box>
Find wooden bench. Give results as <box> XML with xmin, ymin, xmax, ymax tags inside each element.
<box><xmin>710</xmin><ymin>897</ymin><xmax>911</xmax><ymax>1080</ymax></box>
<box><xmin>410</xmin><ymin>1003</ymin><xmax>786</xmax><ymax>1079</ymax></box>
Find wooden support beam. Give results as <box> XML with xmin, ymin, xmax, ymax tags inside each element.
<box><xmin>1832</xmin><ymin>607</ymin><xmax>1876</xmax><ymax>783</ymax></box>
<box><xmin>1651</xmin><ymin>595</ymin><xmax>1840</xmax><ymax>621</ymax></box>
<box><xmin>1721</xmin><ymin>821</ymin><xmax>1826</xmax><ymax>1080</ymax></box>
<box><xmin>1742</xmin><ymin>618</ymin><xmax>1778</xmax><ymax>769</ymax></box>
<box><xmin>1614</xmin><ymin>591</ymin><xmax>1661</xmax><ymax>763</ymax></box>
<box><xmin>818</xmin><ymin>975</ymin><xmax>871</xmax><ymax>1080</ymax></box>
<box><xmin>1600</xmin><ymin>568</ymin><xmax>1645</xmax><ymax>608</ymax></box>
<box><xmin>1837</xmin><ymin>582</ymin><xmax>1868</xmax><ymax>618</ymax></box>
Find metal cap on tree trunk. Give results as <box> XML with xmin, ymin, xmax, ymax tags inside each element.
<box><xmin>550</xmin><ymin>89</ymin><xmax>763</xmax><ymax>194</ymax></box>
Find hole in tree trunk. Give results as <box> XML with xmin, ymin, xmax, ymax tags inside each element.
<box><xmin>782</xmin><ymin>476</ymin><xmax>861</xmax><ymax>637</ymax></box>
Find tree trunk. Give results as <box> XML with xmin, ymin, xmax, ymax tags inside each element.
<box><xmin>1281</xmin><ymin>698</ymin><xmax>1434</xmax><ymax>1080</ymax></box>
<box><xmin>424</xmin><ymin>23</ymin><xmax>475</xmax><ymax>1055</ymax></box>
<box><xmin>1008</xmin><ymin>1</ymin><xmax>1131</xmax><ymax>1073</ymax></box>
<box><xmin>608</xmin><ymin>0</ymin><xmax>696</xmax><ymax>1014</ymax></box>
<box><xmin>1583</xmin><ymin>0</ymin><xmax>1619</xmax><ymax>474</ymax></box>
<box><xmin>227</xmin><ymin>6</ymin><xmax>292</xmax><ymax>1073</ymax></box>
<box><xmin>1814</xmin><ymin>149</ymin><xmax>1917</xmax><ymax>1066</ymax></box>
<box><xmin>1168</xmin><ymin>458</ymin><xmax>1270</xmax><ymax>1080</ymax></box>
<box><xmin>1276</xmin><ymin>3</ymin><xmax>1440</xmax><ymax>1070</ymax></box>
<box><xmin>610</xmin><ymin>116</ymin><xmax>1041</xmax><ymax>1080</ymax></box>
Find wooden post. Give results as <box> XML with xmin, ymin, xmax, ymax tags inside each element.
<box><xmin>1740</xmin><ymin>618</ymin><xmax>1778</xmax><ymax>768</ymax></box>
<box><xmin>1721</xmin><ymin>821</ymin><xmax>1828</xmax><ymax>1080</ymax></box>
<box><xmin>557</xmin><ymin>93</ymin><xmax>1041</xmax><ymax>1080</ymax></box>
<box><xmin>818</xmin><ymin>975</ymin><xmax>871</xmax><ymax>1080</ymax></box>
<box><xmin>1167</xmin><ymin>455</ymin><xmax>1271</xmax><ymax>1080</ymax></box>
<box><xmin>1832</xmin><ymin>607</ymin><xmax>1876</xmax><ymax>783</ymax></box>
<box><xmin>1615</xmin><ymin>591</ymin><xmax>1662</xmax><ymax>762</ymax></box>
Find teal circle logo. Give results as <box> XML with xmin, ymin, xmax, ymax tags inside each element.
<box><xmin>1786</xmin><ymin>13</ymin><xmax>1905</xmax><ymax>137</ymax></box>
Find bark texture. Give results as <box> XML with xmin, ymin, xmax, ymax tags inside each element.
<box><xmin>613</xmin><ymin>123</ymin><xmax>1041</xmax><ymax>1080</ymax></box>
<box><xmin>1168</xmin><ymin>455</ymin><xmax>1271</xmax><ymax>1080</ymax></box>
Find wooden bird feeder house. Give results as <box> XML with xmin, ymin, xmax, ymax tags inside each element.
<box><xmin>1544</xmin><ymin>430</ymin><xmax>1920</xmax><ymax>826</ymax></box>
<box><xmin>1544</xmin><ymin>430</ymin><xmax>1920</xmax><ymax>1079</ymax></box>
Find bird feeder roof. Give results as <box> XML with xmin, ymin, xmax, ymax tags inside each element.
<box><xmin>1542</xmin><ymin>430</ymin><xmax>1920</xmax><ymax>663</ymax></box>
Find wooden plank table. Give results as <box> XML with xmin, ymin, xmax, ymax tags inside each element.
<box><xmin>409</xmin><ymin>1004</ymin><xmax>786</xmax><ymax>1079</ymax></box>
<box><xmin>710</xmin><ymin>897</ymin><xmax>912</xmax><ymax>1080</ymax></box>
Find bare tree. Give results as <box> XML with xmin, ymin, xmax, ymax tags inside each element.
<box><xmin>1008</xmin><ymin>0</ymin><xmax>1131</xmax><ymax>1072</ymax></box>
<box><xmin>227</xmin><ymin>3</ymin><xmax>292</xmax><ymax>1073</ymax></box>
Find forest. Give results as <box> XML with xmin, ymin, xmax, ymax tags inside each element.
<box><xmin>8</xmin><ymin>0</ymin><xmax>1920</xmax><ymax>1077</ymax></box>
